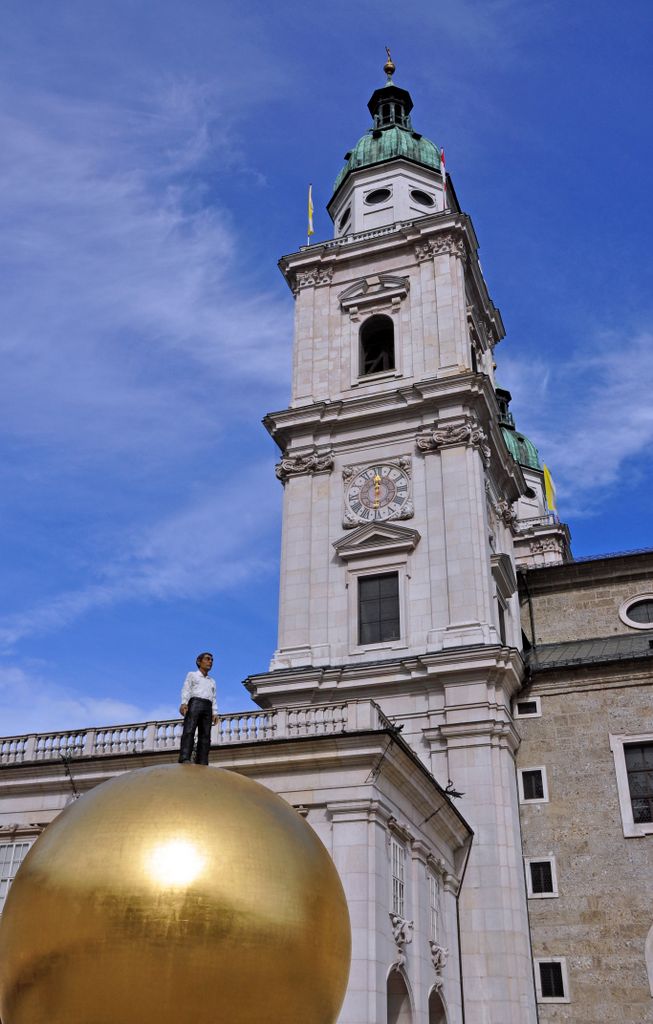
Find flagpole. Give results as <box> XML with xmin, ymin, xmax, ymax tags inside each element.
<box><xmin>307</xmin><ymin>183</ymin><xmax>314</xmax><ymax>246</ymax></box>
<box><xmin>441</xmin><ymin>149</ymin><xmax>447</xmax><ymax>212</ymax></box>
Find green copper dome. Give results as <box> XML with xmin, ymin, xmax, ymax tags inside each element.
<box><xmin>334</xmin><ymin>127</ymin><xmax>441</xmax><ymax>192</ymax></box>
<box><xmin>495</xmin><ymin>386</ymin><xmax>542</xmax><ymax>471</ymax></box>
<box><xmin>501</xmin><ymin>426</ymin><xmax>542</xmax><ymax>471</ymax></box>
<box><xmin>332</xmin><ymin>59</ymin><xmax>442</xmax><ymax>195</ymax></box>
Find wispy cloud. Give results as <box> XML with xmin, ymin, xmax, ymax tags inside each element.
<box><xmin>500</xmin><ymin>328</ymin><xmax>653</xmax><ymax>514</ymax></box>
<box><xmin>0</xmin><ymin>462</ymin><xmax>280</xmax><ymax>650</ymax></box>
<box><xmin>0</xmin><ymin>79</ymin><xmax>292</xmax><ymax>461</ymax></box>
<box><xmin>0</xmin><ymin>663</ymin><xmax>176</xmax><ymax>736</ymax></box>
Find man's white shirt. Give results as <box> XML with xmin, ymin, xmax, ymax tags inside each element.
<box><xmin>181</xmin><ymin>671</ymin><xmax>217</xmax><ymax>714</ymax></box>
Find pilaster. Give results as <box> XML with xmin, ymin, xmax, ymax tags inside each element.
<box><xmin>429</xmin><ymin>684</ymin><xmax>538</xmax><ymax>1024</ymax></box>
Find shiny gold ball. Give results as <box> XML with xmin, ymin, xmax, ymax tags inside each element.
<box><xmin>0</xmin><ymin>764</ymin><xmax>351</xmax><ymax>1024</ymax></box>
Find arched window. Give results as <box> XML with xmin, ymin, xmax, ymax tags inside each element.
<box><xmin>428</xmin><ymin>988</ymin><xmax>448</xmax><ymax>1024</ymax></box>
<box><xmin>387</xmin><ymin>971</ymin><xmax>412</xmax><ymax>1024</ymax></box>
<box><xmin>359</xmin><ymin>315</ymin><xmax>395</xmax><ymax>376</ymax></box>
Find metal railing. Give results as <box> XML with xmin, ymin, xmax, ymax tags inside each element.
<box><xmin>0</xmin><ymin>700</ymin><xmax>393</xmax><ymax>766</ymax></box>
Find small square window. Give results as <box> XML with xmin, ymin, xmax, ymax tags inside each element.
<box><xmin>535</xmin><ymin>958</ymin><xmax>569</xmax><ymax>1002</ymax></box>
<box><xmin>525</xmin><ymin>856</ymin><xmax>558</xmax><ymax>898</ymax></box>
<box><xmin>518</xmin><ymin>766</ymin><xmax>548</xmax><ymax>804</ymax></box>
<box><xmin>514</xmin><ymin>696</ymin><xmax>541</xmax><ymax>718</ymax></box>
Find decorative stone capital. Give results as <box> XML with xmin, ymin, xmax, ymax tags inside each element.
<box><xmin>389</xmin><ymin>913</ymin><xmax>414</xmax><ymax>970</ymax></box>
<box><xmin>495</xmin><ymin>499</ymin><xmax>518</xmax><ymax>526</ymax></box>
<box><xmin>416</xmin><ymin>419</ymin><xmax>491</xmax><ymax>466</ymax></box>
<box><xmin>429</xmin><ymin>940</ymin><xmax>449</xmax><ymax>975</ymax></box>
<box><xmin>275</xmin><ymin>448</ymin><xmax>334</xmax><ymax>482</ymax></box>
<box><xmin>291</xmin><ymin>265</ymin><xmax>334</xmax><ymax>294</ymax></box>
<box><xmin>414</xmin><ymin>232</ymin><xmax>466</xmax><ymax>263</ymax></box>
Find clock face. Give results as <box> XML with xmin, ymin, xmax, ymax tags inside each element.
<box><xmin>345</xmin><ymin>463</ymin><xmax>410</xmax><ymax>523</ymax></box>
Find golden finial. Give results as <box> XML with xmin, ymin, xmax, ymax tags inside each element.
<box><xmin>384</xmin><ymin>47</ymin><xmax>396</xmax><ymax>79</ymax></box>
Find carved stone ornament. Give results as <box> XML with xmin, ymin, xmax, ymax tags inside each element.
<box><xmin>414</xmin><ymin>233</ymin><xmax>466</xmax><ymax>263</ymax></box>
<box><xmin>389</xmin><ymin>913</ymin><xmax>414</xmax><ymax>970</ymax></box>
<box><xmin>429</xmin><ymin>941</ymin><xmax>449</xmax><ymax>975</ymax></box>
<box><xmin>275</xmin><ymin>448</ymin><xmax>335</xmax><ymax>482</ymax></box>
<box><xmin>291</xmin><ymin>265</ymin><xmax>334</xmax><ymax>294</ymax></box>
<box><xmin>494</xmin><ymin>499</ymin><xmax>518</xmax><ymax>526</ymax></box>
<box><xmin>530</xmin><ymin>537</ymin><xmax>563</xmax><ymax>554</ymax></box>
<box><xmin>416</xmin><ymin>420</ymin><xmax>491</xmax><ymax>466</ymax></box>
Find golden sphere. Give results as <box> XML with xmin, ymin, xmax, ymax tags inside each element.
<box><xmin>0</xmin><ymin>764</ymin><xmax>351</xmax><ymax>1024</ymax></box>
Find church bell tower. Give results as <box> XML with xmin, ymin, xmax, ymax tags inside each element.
<box><xmin>248</xmin><ymin>56</ymin><xmax>539</xmax><ymax>1024</ymax></box>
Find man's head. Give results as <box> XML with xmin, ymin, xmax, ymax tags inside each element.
<box><xmin>196</xmin><ymin>652</ymin><xmax>214</xmax><ymax>675</ymax></box>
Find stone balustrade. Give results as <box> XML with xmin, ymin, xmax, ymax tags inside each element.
<box><xmin>0</xmin><ymin>700</ymin><xmax>394</xmax><ymax>765</ymax></box>
<box><xmin>513</xmin><ymin>512</ymin><xmax>560</xmax><ymax>532</ymax></box>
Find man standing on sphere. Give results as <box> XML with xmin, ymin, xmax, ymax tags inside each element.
<box><xmin>178</xmin><ymin>652</ymin><xmax>218</xmax><ymax>765</ymax></box>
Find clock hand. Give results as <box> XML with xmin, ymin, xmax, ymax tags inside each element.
<box><xmin>373</xmin><ymin>472</ymin><xmax>381</xmax><ymax>509</ymax></box>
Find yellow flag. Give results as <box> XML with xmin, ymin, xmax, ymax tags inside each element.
<box><xmin>307</xmin><ymin>183</ymin><xmax>314</xmax><ymax>238</ymax></box>
<box><xmin>543</xmin><ymin>464</ymin><xmax>557</xmax><ymax>512</ymax></box>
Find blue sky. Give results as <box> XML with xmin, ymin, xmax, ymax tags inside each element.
<box><xmin>1</xmin><ymin>0</ymin><xmax>652</xmax><ymax>735</ymax></box>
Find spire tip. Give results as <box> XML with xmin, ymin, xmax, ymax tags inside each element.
<box><xmin>384</xmin><ymin>47</ymin><xmax>396</xmax><ymax>80</ymax></box>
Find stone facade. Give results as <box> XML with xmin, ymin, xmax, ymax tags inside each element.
<box><xmin>516</xmin><ymin>554</ymin><xmax>653</xmax><ymax>1021</ymax></box>
<box><xmin>519</xmin><ymin>550</ymin><xmax>653</xmax><ymax>644</ymax></box>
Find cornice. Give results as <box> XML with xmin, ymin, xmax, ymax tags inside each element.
<box><xmin>264</xmin><ymin>376</ymin><xmax>527</xmax><ymax>498</ymax></box>
<box><xmin>278</xmin><ymin>212</ymin><xmax>504</xmax><ymax>346</ymax></box>
<box><xmin>279</xmin><ymin>211</ymin><xmax>474</xmax><ymax>275</ymax></box>
<box><xmin>519</xmin><ymin>549</ymin><xmax>653</xmax><ymax>594</ymax></box>
<box><xmin>246</xmin><ymin>645</ymin><xmax>525</xmax><ymax>701</ymax></box>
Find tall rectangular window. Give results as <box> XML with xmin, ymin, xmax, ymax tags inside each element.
<box><xmin>624</xmin><ymin>742</ymin><xmax>653</xmax><ymax>824</ymax></box>
<box><xmin>428</xmin><ymin>873</ymin><xmax>438</xmax><ymax>941</ymax></box>
<box><xmin>359</xmin><ymin>573</ymin><xmax>399</xmax><ymax>645</ymax></box>
<box><xmin>609</xmin><ymin>733</ymin><xmax>653</xmax><ymax>837</ymax></box>
<box><xmin>0</xmin><ymin>842</ymin><xmax>30</xmax><ymax>913</ymax></box>
<box><xmin>536</xmin><ymin>959</ymin><xmax>567</xmax><ymax>1001</ymax></box>
<box><xmin>390</xmin><ymin>837</ymin><xmax>405</xmax><ymax>918</ymax></box>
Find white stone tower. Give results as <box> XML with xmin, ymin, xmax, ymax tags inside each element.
<box><xmin>248</xmin><ymin>55</ymin><xmax>540</xmax><ymax>1023</ymax></box>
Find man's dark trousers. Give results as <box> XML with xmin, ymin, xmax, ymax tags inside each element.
<box><xmin>178</xmin><ymin>697</ymin><xmax>213</xmax><ymax>765</ymax></box>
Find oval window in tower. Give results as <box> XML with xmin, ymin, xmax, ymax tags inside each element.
<box><xmin>364</xmin><ymin>188</ymin><xmax>392</xmax><ymax>205</ymax></box>
<box><xmin>410</xmin><ymin>188</ymin><xmax>435</xmax><ymax>207</ymax></box>
<box><xmin>338</xmin><ymin>208</ymin><xmax>351</xmax><ymax>233</ymax></box>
